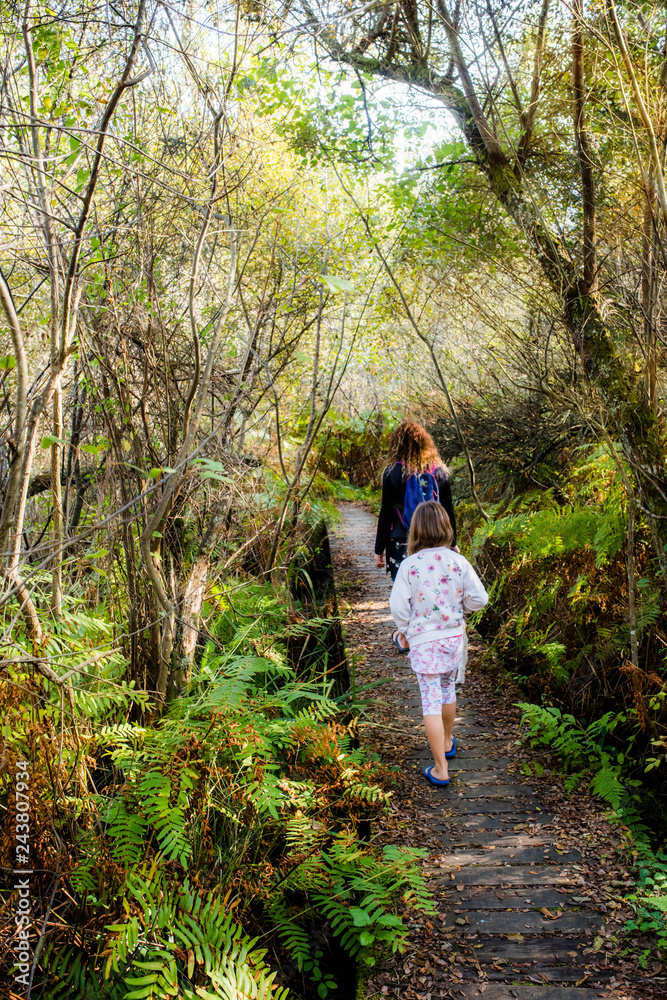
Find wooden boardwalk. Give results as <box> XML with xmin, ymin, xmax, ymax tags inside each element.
<box><xmin>331</xmin><ymin>504</ymin><xmax>651</xmax><ymax>1000</ymax></box>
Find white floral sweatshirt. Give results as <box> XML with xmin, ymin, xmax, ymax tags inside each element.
<box><xmin>389</xmin><ymin>546</ymin><xmax>489</xmax><ymax>647</ymax></box>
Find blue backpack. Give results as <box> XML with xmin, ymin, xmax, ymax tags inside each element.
<box><xmin>399</xmin><ymin>471</ymin><xmax>440</xmax><ymax>532</ymax></box>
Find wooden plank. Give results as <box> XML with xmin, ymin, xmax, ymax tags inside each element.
<box><xmin>447</xmin><ymin>771</ymin><xmax>509</xmax><ymax>783</ymax></box>
<box><xmin>410</xmin><ymin>780</ymin><xmax>532</xmax><ymax>806</ymax></box>
<box><xmin>445</xmin><ymin>866</ymin><xmax>576</xmax><ymax>886</ymax></box>
<box><xmin>455</xmin><ymin>800</ymin><xmax>540</xmax><ymax>813</ymax></box>
<box><xmin>458</xmin><ymin>815</ymin><xmax>540</xmax><ymax>831</ymax></box>
<box><xmin>459</xmin><ymin>815</ymin><xmax>554</xmax><ymax>828</ymax></box>
<box><xmin>484</xmin><ymin>967</ymin><xmax>612</xmax><ymax>983</ymax></box>
<box><xmin>438</xmin><ymin>846</ymin><xmax>582</xmax><ymax>866</ymax></box>
<box><xmin>408</xmin><ymin>749</ymin><xmax>506</xmax><ymax>763</ymax></box>
<box><xmin>452</xmin><ymin>987</ymin><xmax>610</xmax><ymax>999</ymax></box>
<box><xmin>442</xmin><ymin>887</ymin><xmax>585</xmax><ymax>910</ymax></box>
<box><xmin>472</xmin><ymin>939</ymin><xmax>588</xmax><ymax>961</ymax></box>
<box><xmin>449</xmin><ymin>758</ymin><xmax>513</xmax><ymax>770</ymax></box>
<box><xmin>460</xmin><ymin>909</ymin><xmax>602</xmax><ymax>935</ymax></box>
<box><xmin>441</xmin><ymin>835</ymin><xmax>555</xmax><ymax>851</ymax></box>
<box><xmin>457</xmin><ymin>785</ymin><xmax>536</xmax><ymax>799</ymax></box>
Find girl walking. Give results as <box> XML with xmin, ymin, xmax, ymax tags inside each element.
<box><xmin>389</xmin><ymin>501</ymin><xmax>488</xmax><ymax>786</ymax></box>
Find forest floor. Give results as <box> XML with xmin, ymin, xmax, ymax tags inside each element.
<box><xmin>330</xmin><ymin>503</ymin><xmax>665</xmax><ymax>1000</ymax></box>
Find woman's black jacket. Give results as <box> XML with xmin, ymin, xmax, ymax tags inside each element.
<box><xmin>374</xmin><ymin>464</ymin><xmax>456</xmax><ymax>556</ymax></box>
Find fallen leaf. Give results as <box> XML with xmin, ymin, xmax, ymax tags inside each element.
<box><xmin>505</xmin><ymin>932</ymin><xmax>524</xmax><ymax>942</ymax></box>
<box><xmin>540</xmin><ymin>907</ymin><xmax>560</xmax><ymax>920</ymax></box>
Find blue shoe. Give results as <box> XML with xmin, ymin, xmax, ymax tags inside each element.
<box><xmin>445</xmin><ymin>737</ymin><xmax>456</xmax><ymax>759</ymax></box>
<box><xmin>423</xmin><ymin>765</ymin><xmax>449</xmax><ymax>787</ymax></box>
<box><xmin>390</xmin><ymin>630</ymin><xmax>409</xmax><ymax>655</ymax></box>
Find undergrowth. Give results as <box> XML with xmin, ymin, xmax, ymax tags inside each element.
<box><xmin>1</xmin><ymin>577</ymin><xmax>432</xmax><ymax>999</ymax></box>
<box><xmin>461</xmin><ymin>442</ymin><xmax>667</xmax><ymax>955</ymax></box>
<box><xmin>518</xmin><ymin>701</ymin><xmax>667</xmax><ymax>954</ymax></box>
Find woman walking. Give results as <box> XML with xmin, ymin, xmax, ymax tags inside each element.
<box><xmin>374</xmin><ymin>420</ymin><xmax>457</xmax><ymax>582</ymax></box>
<box><xmin>389</xmin><ymin>501</ymin><xmax>488</xmax><ymax>785</ymax></box>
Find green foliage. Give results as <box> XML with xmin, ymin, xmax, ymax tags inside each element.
<box><xmin>44</xmin><ymin>872</ymin><xmax>288</xmax><ymax>1000</ymax></box>
<box><xmin>626</xmin><ymin>848</ymin><xmax>667</xmax><ymax>955</ymax></box>
<box><xmin>13</xmin><ymin>576</ymin><xmax>433</xmax><ymax>998</ymax></box>
<box><xmin>472</xmin><ymin>444</ymin><xmax>655</xmax><ymax>687</ymax></box>
<box><xmin>311</xmin><ymin>408</ymin><xmax>393</xmax><ymax>488</ymax></box>
<box><xmin>518</xmin><ymin>703</ymin><xmax>639</xmax><ymax>814</ymax></box>
<box><xmin>266</xmin><ymin>832</ymin><xmax>434</xmax><ymax>994</ymax></box>
<box><xmin>476</xmin><ymin>447</ymin><xmax>627</xmax><ymax>568</ymax></box>
<box><xmin>247</xmin><ymin>57</ymin><xmax>402</xmax><ymax>169</ymax></box>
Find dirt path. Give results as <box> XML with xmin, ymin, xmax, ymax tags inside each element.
<box><xmin>330</xmin><ymin>504</ymin><xmax>663</xmax><ymax>1000</ymax></box>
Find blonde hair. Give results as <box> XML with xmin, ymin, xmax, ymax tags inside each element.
<box><xmin>385</xmin><ymin>420</ymin><xmax>444</xmax><ymax>475</ymax></box>
<box><xmin>407</xmin><ymin>500</ymin><xmax>454</xmax><ymax>554</ymax></box>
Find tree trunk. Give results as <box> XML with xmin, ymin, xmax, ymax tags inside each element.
<box><xmin>572</xmin><ymin>0</ymin><xmax>597</xmax><ymax>294</ymax></box>
<box><xmin>176</xmin><ymin>553</ymin><xmax>210</xmax><ymax>687</ymax></box>
<box><xmin>50</xmin><ymin>380</ymin><xmax>63</xmax><ymax>617</ymax></box>
<box><xmin>642</xmin><ymin>197</ymin><xmax>658</xmax><ymax>408</ymax></box>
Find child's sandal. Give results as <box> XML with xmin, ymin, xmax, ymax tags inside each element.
<box><xmin>423</xmin><ymin>766</ymin><xmax>449</xmax><ymax>787</ymax></box>
<box><xmin>390</xmin><ymin>630</ymin><xmax>409</xmax><ymax>654</ymax></box>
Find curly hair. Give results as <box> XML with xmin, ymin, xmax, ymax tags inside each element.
<box><xmin>384</xmin><ymin>420</ymin><xmax>444</xmax><ymax>475</ymax></box>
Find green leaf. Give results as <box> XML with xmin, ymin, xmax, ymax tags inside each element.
<box><xmin>318</xmin><ymin>274</ymin><xmax>354</xmax><ymax>293</ymax></box>
<box><xmin>349</xmin><ymin>906</ymin><xmax>372</xmax><ymax>927</ymax></box>
<box><xmin>195</xmin><ymin>458</ymin><xmax>230</xmax><ymax>482</ymax></box>
<box><xmin>0</xmin><ymin>355</ymin><xmax>16</xmax><ymax>370</ymax></box>
<box><xmin>359</xmin><ymin>931</ymin><xmax>375</xmax><ymax>946</ymax></box>
<box><xmin>41</xmin><ymin>434</ymin><xmax>63</xmax><ymax>448</ymax></box>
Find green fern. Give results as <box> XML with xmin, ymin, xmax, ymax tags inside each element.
<box><xmin>590</xmin><ymin>766</ymin><xmax>625</xmax><ymax>810</ymax></box>
<box><xmin>266</xmin><ymin>830</ymin><xmax>435</xmax><ymax>982</ymax></box>
<box><xmin>104</xmin><ymin>797</ymin><xmax>150</xmax><ymax>869</ymax></box>
<box><xmin>101</xmin><ymin>874</ymin><xmax>289</xmax><ymax>1000</ymax></box>
<box><xmin>40</xmin><ymin>945</ymin><xmax>127</xmax><ymax>1000</ymax></box>
<box><xmin>139</xmin><ymin>768</ymin><xmax>195</xmax><ymax>867</ymax></box>
<box><xmin>265</xmin><ymin>896</ymin><xmax>314</xmax><ymax>972</ymax></box>
<box><xmin>518</xmin><ymin>703</ymin><xmax>633</xmax><ymax>814</ymax></box>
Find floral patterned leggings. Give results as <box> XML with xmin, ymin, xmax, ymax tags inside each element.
<box><xmin>408</xmin><ymin>635</ymin><xmax>464</xmax><ymax>716</ymax></box>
